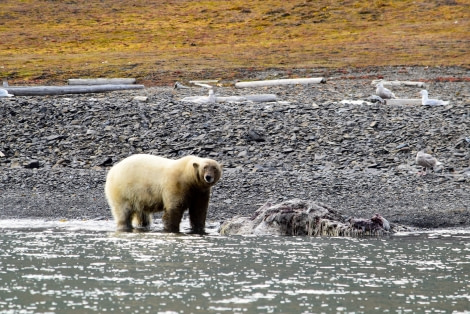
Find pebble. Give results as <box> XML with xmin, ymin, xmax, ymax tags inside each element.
<box><xmin>0</xmin><ymin>67</ymin><xmax>469</xmax><ymax>228</ymax></box>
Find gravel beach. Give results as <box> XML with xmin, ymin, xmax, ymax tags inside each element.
<box><xmin>1</xmin><ymin>66</ymin><xmax>469</xmax><ymax>229</ymax></box>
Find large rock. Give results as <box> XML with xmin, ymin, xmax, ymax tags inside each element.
<box><xmin>220</xmin><ymin>199</ymin><xmax>406</xmax><ymax>236</ymax></box>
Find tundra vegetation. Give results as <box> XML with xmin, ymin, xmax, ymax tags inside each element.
<box><xmin>0</xmin><ymin>0</ymin><xmax>468</xmax><ymax>85</ymax></box>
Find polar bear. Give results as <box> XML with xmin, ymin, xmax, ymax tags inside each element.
<box><xmin>105</xmin><ymin>154</ymin><xmax>222</xmax><ymax>233</ymax></box>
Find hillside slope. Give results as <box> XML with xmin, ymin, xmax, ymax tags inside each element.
<box><xmin>0</xmin><ymin>0</ymin><xmax>468</xmax><ymax>85</ymax></box>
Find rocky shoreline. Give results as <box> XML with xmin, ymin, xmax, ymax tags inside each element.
<box><xmin>1</xmin><ymin>66</ymin><xmax>469</xmax><ymax>230</ymax></box>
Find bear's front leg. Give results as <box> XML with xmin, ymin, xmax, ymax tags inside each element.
<box><xmin>188</xmin><ymin>194</ymin><xmax>209</xmax><ymax>234</ymax></box>
<box><xmin>162</xmin><ymin>209</ymin><xmax>184</xmax><ymax>233</ymax></box>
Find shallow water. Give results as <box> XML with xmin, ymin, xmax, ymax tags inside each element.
<box><xmin>0</xmin><ymin>219</ymin><xmax>469</xmax><ymax>313</ymax></box>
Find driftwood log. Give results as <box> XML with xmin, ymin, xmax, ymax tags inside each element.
<box><xmin>235</xmin><ymin>77</ymin><xmax>326</xmax><ymax>88</ymax></box>
<box><xmin>181</xmin><ymin>93</ymin><xmax>277</xmax><ymax>104</ymax></box>
<box><xmin>189</xmin><ymin>80</ymin><xmax>219</xmax><ymax>89</ymax></box>
<box><xmin>371</xmin><ymin>80</ymin><xmax>426</xmax><ymax>88</ymax></box>
<box><xmin>216</xmin><ymin>94</ymin><xmax>277</xmax><ymax>102</ymax></box>
<box><xmin>68</xmin><ymin>78</ymin><xmax>136</xmax><ymax>85</ymax></box>
<box><xmin>385</xmin><ymin>99</ymin><xmax>423</xmax><ymax>106</ymax></box>
<box><xmin>5</xmin><ymin>84</ymin><xmax>144</xmax><ymax>96</ymax></box>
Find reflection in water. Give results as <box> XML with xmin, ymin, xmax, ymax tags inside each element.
<box><xmin>0</xmin><ymin>220</ymin><xmax>469</xmax><ymax>313</ymax></box>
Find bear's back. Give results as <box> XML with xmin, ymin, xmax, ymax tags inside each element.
<box><xmin>113</xmin><ymin>154</ymin><xmax>175</xmax><ymax>173</ymax></box>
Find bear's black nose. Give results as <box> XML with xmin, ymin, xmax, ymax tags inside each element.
<box><xmin>205</xmin><ymin>175</ymin><xmax>213</xmax><ymax>183</ymax></box>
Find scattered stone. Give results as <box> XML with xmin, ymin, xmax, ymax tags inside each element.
<box><xmin>237</xmin><ymin>151</ymin><xmax>248</xmax><ymax>158</ymax></box>
<box><xmin>133</xmin><ymin>96</ymin><xmax>148</xmax><ymax>102</ymax></box>
<box><xmin>367</xmin><ymin>95</ymin><xmax>385</xmax><ymax>104</ymax></box>
<box><xmin>244</xmin><ymin>128</ymin><xmax>265</xmax><ymax>142</ymax></box>
<box><xmin>45</xmin><ymin>135</ymin><xmax>66</xmax><ymax>141</ymax></box>
<box><xmin>24</xmin><ymin>160</ymin><xmax>40</xmax><ymax>169</ymax></box>
<box><xmin>0</xmin><ymin>66</ymin><xmax>468</xmax><ymax>228</ymax></box>
<box><xmin>97</xmin><ymin>157</ymin><xmax>113</xmax><ymax>167</ymax></box>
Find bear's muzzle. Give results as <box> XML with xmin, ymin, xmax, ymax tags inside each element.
<box><xmin>204</xmin><ymin>175</ymin><xmax>214</xmax><ymax>183</ymax></box>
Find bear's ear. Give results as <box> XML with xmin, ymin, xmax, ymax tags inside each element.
<box><xmin>193</xmin><ymin>162</ymin><xmax>199</xmax><ymax>169</ymax></box>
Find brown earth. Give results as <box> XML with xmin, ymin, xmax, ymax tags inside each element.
<box><xmin>1</xmin><ymin>0</ymin><xmax>469</xmax><ymax>86</ymax></box>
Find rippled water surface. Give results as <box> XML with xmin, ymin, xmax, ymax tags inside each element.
<box><xmin>0</xmin><ymin>220</ymin><xmax>469</xmax><ymax>313</ymax></box>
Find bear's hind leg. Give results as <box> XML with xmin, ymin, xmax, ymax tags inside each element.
<box><xmin>133</xmin><ymin>212</ymin><xmax>152</xmax><ymax>230</ymax></box>
<box><xmin>111</xmin><ymin>202</ymin><xmax>133</xmax><ymax>231</ymax></box>
<box><xmin>114</xmin><ymin>211</ymin><xmax>133</xmax><ymax>231</ymax></box>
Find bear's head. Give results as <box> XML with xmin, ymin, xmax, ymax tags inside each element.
<box><xmin>193</xmin><ymin>159</ymin><xmax>222</xmax><ymax>187</ymax></box>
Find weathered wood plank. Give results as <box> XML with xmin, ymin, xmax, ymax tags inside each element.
<box><xmin>371</xmin><ymin>80</ymin><xmax>426</xmax><ymax>88</ymax></box>
<box><xmin>5</xmin><ymin>84</ymin><xmax>144</xmax><ymax>96</ymax></box>
<box><xmin>216</xmin><ymin>94</ymin><xmax>277</xmax><ymax>102</ymax></box>
<box><xmin>385</xmin><ymin>99</ymin><xmax>422</xmax><ymax>106</ymax></box>
<box><xmin>68</xmin><ymin>78</ymin><xmax>136</xmax><ymax>85</ymax></box>
<box><xmin>235</xmin><ymin>77</ymin><xmax>326</xmax><ymax>88</ymax></box>
<box><xmin>181</xmin><ymin>93</ymin><xmax>277</xmax><ymax>104</ymax></box>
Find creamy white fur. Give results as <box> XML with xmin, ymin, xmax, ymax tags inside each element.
<box><xmin>105</xmin><ymin>154</ymin><xmax>221</xmax><ymax>233</ymax></box>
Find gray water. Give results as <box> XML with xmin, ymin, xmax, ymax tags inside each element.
<box><xmin>0</xmin><ymin>220</ymin><xmax>469</xmax><ymax>313</ymax></box>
